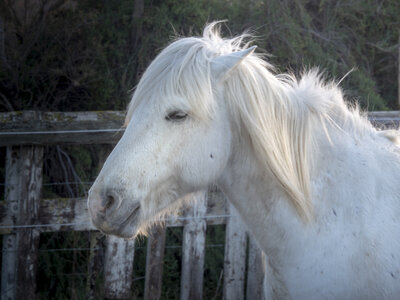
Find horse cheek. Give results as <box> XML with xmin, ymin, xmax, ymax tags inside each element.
<box><xmin>179</xmin><ymin>134</ymin><xmax>230</xmax><ymax>190</ymax></box>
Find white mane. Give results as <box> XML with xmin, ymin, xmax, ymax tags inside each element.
<box><xmin>126</xmin><ymin>22</ymin><xmax>375</xmax><ymax>219</ymax></box>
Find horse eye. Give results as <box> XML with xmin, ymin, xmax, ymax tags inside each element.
<box><xmin>165</xmin><ymin>111</ymin><xmax>188</xmax><ymax>122</ymax></box>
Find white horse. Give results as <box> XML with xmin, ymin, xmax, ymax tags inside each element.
<box><xmin>88</xmin><ymin>23</ymin><xmax>400</xmax><ymax>299</ymax></box>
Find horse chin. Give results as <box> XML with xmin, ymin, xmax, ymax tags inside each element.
<box><xmin>92</xmin><ymin>204</ymin><xmax>142</xmax><ymax>239</ymax></box>
<box><xmin>101</xmin><ymin>219</ymin><xmax>140</xmax><ymax>240</ymax></box>
<box><xmin>110</xmin><ymin>225</ymin><xmax>139</xmax><ymax>240</ymax></box>
<box><xmin>112</xmin><ymin>206</ymin><xmax>142</xmax><ymax>239</ymax></box>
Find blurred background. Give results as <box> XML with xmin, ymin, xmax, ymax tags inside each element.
<box><xmin>0</xmin><ymin>0</ymin><xmax>399</xmax><ymax>299</ymax></box>
<box><xmin>1</xmin><ymin>0</ymin><xmax>399</xmax><ymax>113</ymax></box>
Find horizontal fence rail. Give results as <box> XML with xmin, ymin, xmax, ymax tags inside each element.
<box><xmin>0</xmin><ymin>111</ymin><xmax>125</xmax><ymax>146</ymax></box>
<box><xmin>0</xmin><ymin>110</ymin><xmax>399</xmax><ymax>300</ymax></box>
<box><xmin>0</xmin><ymin>190</ymin><xmax>228</xmax><ymax>234</ymax></box>
<box><xmin>0</xmin><ymin>110</ymin><xmax>399</xmax><ymax>146</ymax></box>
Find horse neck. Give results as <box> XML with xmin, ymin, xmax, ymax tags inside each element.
<box><xmin>217</xmin><ymin>104</ymin><xmax>342</xmax><ymax>255</ymax></box>
<box><xmin>216</xmin><ymin>67</ymin><xmax>376</xmax><ymax>254</ymax></box>
<box><xmin>217</xmin><ymin>101</ymin><xmax>379</xmax><ymax>256</ymax></box>
<box><xmin>217</xmin><ymin>126</ymin><xmax>303</xmax><ymax>253</ymax></box>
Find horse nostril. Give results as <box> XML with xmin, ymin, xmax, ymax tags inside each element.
<box><xmin>102</xmin><ymin>190</ymin><xmax>122</xmax><ymax>213</ymax></box>
<box><xmin>105</xmin><ymin>195</ymin><xmax>115</xmax><ymax>210</ymax></box>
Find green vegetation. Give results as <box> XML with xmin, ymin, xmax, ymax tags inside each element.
<box><xmin>0</xmin><ymin>0</ymin><xmax>399</xmax><ymax>112</ymax></box>
<box><xmin>38</xmin><ymin>231</ymin><xmax>92</xmax><ymax>300</ymax></box>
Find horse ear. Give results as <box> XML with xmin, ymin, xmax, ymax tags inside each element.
<box><xmin>211</xmin><ymin>46</ymin><xmax>257</xmax><ymax>80</ymax></box>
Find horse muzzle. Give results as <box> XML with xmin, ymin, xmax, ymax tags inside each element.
<box><xmin>87</xmin><ymin>188</ymin><xmax>141</xmax><ymax>238</ymax></box>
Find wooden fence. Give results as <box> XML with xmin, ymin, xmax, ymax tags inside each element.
<box><xmin>0</xmin><ymin>110</ymin><xmax>399</xmax><ymax>300</ymax></box>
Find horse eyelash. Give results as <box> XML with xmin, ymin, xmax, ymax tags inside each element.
<box><xmin>165</xmin><ymin>110</ymin><xmax>188</xmax><ymax>122</ymax></box>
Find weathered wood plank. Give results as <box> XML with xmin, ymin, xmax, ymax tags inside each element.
<box><xmin>1</xmin><ymin>147</ymin><xmax>20</xmax><ymax>300</ymax></box>
<box><xmin>0</xmin><ymin>144</ymin><xmax>44</xmax><ymax>300</ymax></box>
<box><xmin>368</xmin><ymin>111</ymin><xmax>400</xmax><ymax>128</ymax></box>
<box><xmin>86</xmin><ymin>232</ymin><xmax>105</xmax><ymax>300</ymax></box>
<box><xmin>180</xmin><ymin>191</ymin><xmax>207</xmax><ymax>300</ymax></box>
<box><xmin>104</xmin><ymin>235</ymin><xmax>135</xmax><ymax>300</ymax></box>
<box><xmin>38</xmin><ymin>197</ymin><xmax>96</xmax><ymax>232</ymax></box>
<box><xmin>0</xmin><ymin>111</ymin><xmax>125</xmax><ymax>146</ymax></box>
<box><xmin>246</xmin><ymin>236</ymin><xmax>265</xmax><ymax>300</ymax></box>
<box><xmin>0</xmin><ymin>197</ymin><xmax>95</xmax><ymax>234</ymax></box>
<box><xmin>223</xmin><ymin>204</ymin><xmax>247</xmax><ymax>300</ymax></box>
<box><xmin>0</xmin><ymin>189</ymin><xmax>228</xmax><ymax>234</ymax></box>
<box><xmin>0</xmin><ymin>110</ymin><xmax>398</xmax><ymax>146</ymax></box>
<box><xmin>15</xmin><ymin>145</ymin><xmax>43</xmax><ymax>300</ymax></box>
<box><xmin>144</xmin><ymin>226</ymin><xmax>166</xmax><ymax>300</ymax></box>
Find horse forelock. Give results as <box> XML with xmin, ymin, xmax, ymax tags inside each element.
<box><xmin>124</xmin><ymin>22</ymin><xmax>373</xmax><ymax>220</ymax></box>
<box><xmin>125</xmin><ymin>22</ymin><xmax>257</xmax><ymax>125</ymax></box>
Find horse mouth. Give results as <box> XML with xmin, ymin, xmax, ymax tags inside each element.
<box><xmin>115</xmin><ymin>204</ymin><xmax>141</xmax><ymax>237</ymax></box>
<box><xmin>93</xmin><ymin>204</ymin><xmax>141</xmax><ymax>238</ymax></box>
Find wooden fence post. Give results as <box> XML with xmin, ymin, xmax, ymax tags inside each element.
<box><xmin>1</xmin><ymin>147</ymin><xmax>20</xmax><ymax>300</ymax></box>
<box><xmin>87</xmin><ymin>232</ymin><xmax>105</xmax><ymax>299</ymax></box>
<box><xmin>16</xmin><ymin>145</ymin><xmax>43</xmax><ymax>300</ymax></box>
<box><xmin>223</xmin><ymin>204</ymin><xmax>247</xmax><ymax>300</ymax></box>
<box><xmin>104</xmin><ymin>235</ymin><xmax>135</xmax><ymax>299</ymax></box>
<box><xmin>1</xmin><ymin>143</ymin><xmax>43</xmax><ymax>300</ymax></box>
<box><xmin>144</xmin><ymin>226</ymin><xmax>166</xmax><ymax>300</ymax></box>
<box><xmin>180</xmin><ymin>191</ymin><xmax>207</xmax><ymax>300</ymax></box>
<box><xmin>246</xmin><ymin>236</ymin><xmax>266</xmax><ymax>300</ymax></box>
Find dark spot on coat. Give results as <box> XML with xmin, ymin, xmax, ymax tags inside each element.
<box><xmin>210</xmin><ymin>154</ymin><xmax>213</xmax><ymax>159</ymax></box>
<box><xmin>390</xmin><ymin>272</ymin><xmax>396</xmax><ymax>278</ymax></box>
<box><xmin>332</xmin><ymin>209</ymin><xmax>337</xmax><ymax>216</ymax></box>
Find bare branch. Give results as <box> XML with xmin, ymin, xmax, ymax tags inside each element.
<box><xmin>366</xmin><ymin>42</ymin><xmax>399</xmax><ymax>55</ymax></box>
<box><xmin>0</xmin><ymin>92</ymin><xmax>14</xmax><ymax>111</ymax></box>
